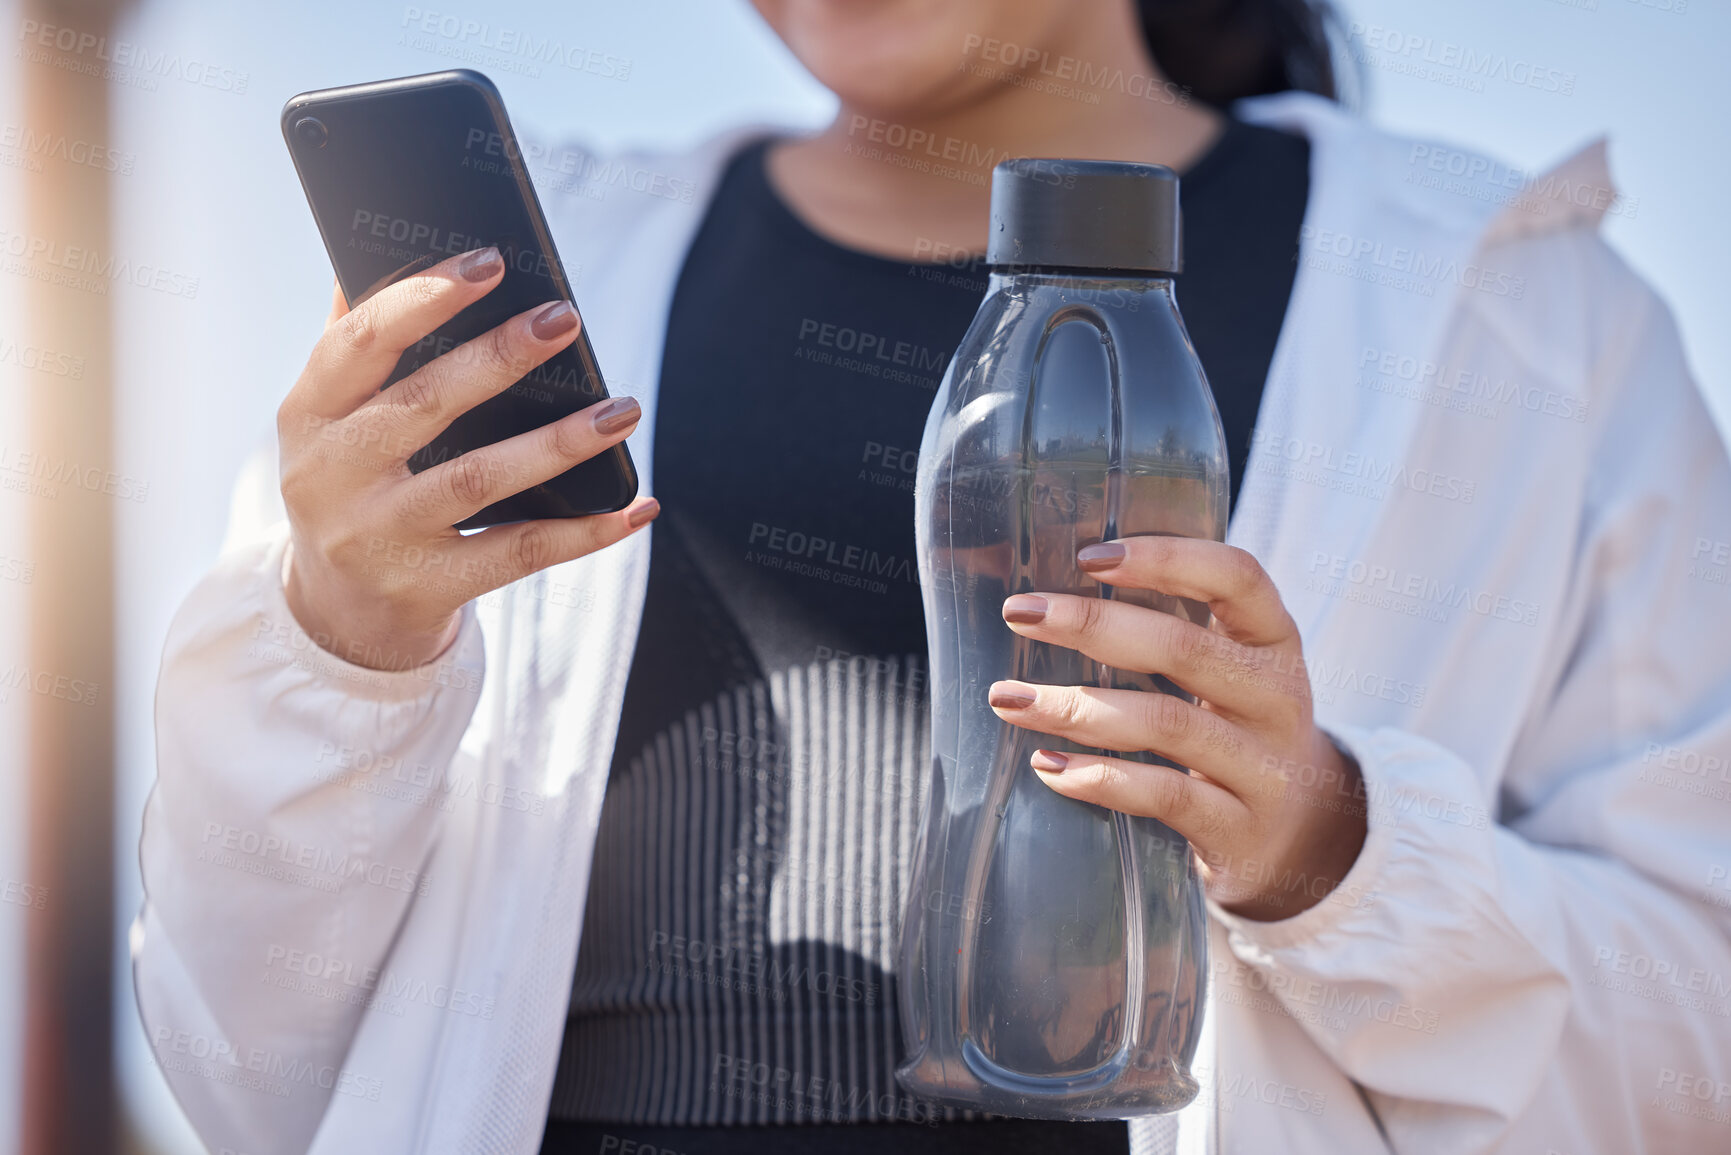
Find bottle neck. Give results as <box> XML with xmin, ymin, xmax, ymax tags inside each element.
<box><xmin>987</xmin><ymin>269</ymin><xmax>1177</xmax><ymax>299</ymax></box>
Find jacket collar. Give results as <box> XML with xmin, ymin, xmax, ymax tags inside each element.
<box><xmin>1227</xmin><ymin>93</ymin><xmax>1612</xmax><ymax>622</ymax></box>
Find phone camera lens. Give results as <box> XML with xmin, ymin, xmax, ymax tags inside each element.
<box><xmin>294</xmin><ymin>117</ymin><xmax>328</xmax><ymax>149</ymax></box>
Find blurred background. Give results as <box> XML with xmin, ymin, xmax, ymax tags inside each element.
<box><xmin>0</xmin><ymin>0</ymin><xmax>1724</xmax><ymax>1151</ymax></box>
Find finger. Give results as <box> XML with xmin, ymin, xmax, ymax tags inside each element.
<box><xmin>394</xmin><ymin>394</ymin><xmax>643</xmax><ymax>531</ymax></box>
<box><xmin>1076</xmin><ymin>536</ymin><xmax>1296</xmax><ymax>648</ymax></box>
<box><xmin>285</xmin><ymin>245</ymin><xmax>505</xmax><ymax>421</ymax></box>
<box><xmin>452</xmin><ymin>497</ymin><xmax>660</xmax><ymax>597</ymax></box>
<box><xmin>987</xmin><ymin>679</ymin><xmax>1254</xmax><ymax>791</ymax></box>
<box><xmin>1000</xmin><ymin>592</ymin><xmax>1308</xmax><ymax>719</ymax></box>
<box><xmin>354</xmin><ymin>497</ymin><xmax>658</xmax><ymax>605</ymax></box>
<box><xmin>1028</xmin><ymin>747</ymin><xmax>1247</xmax><ymax>851</ymax></box>
<box><xmin>325</xmin><ymin>278</ymin><xmax>349</xmax><ymax>327</ymax></box>
<box><xmin>356</xmin><ymin>299</ymin><xmax>583</xmax><ymax>451</ymax></box>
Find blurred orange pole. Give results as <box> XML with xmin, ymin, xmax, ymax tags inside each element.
<box><xmin>19</xmin><ymin>0</ymin><xmax>132</xmax><ymax>1152</ymax></box>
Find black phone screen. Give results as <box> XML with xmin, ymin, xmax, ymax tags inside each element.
<box><xmin>282</xmin><ymin>70</ymin><xmax>636</xmax><ymax>528</ymax></box>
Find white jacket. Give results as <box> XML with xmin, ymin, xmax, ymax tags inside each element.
<box><xmin>135</xmin><ymin>92</ymin><xmax>1731</xmax><ymax>1155</ymax></box>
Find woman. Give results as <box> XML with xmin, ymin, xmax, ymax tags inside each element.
<box><xmin>136</xmin><ymin>1</ymin><xmax>1731</xmax><ymax>1153</ymax></box>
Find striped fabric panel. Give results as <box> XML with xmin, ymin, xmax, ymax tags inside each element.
<box><xmin>550</xmin><ymin>652</ymin><xmax>938</xmax><ymax>1125</ymax></box>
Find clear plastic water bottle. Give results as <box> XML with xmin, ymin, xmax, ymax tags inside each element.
<box><xmin>896</xmin><ymin>159</ymin><xmax>1226</xmax><ymax>1119</ymax></box>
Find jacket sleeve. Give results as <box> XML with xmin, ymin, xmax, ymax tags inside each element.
<box><xmin>132</xmin><ymin>446</ymin><xmax>487</xmax><ymax>1155</ymax></box>
<box><xmin>1211</xmin><ymin>246</ymin><xmax>1731</xmax><ymax>1153</ymax></box>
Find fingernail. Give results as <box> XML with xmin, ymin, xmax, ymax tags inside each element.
<box><xmin>531</xmin><ymin>300</ymin><xmax>578</xmax><ymax>340</ymax></box>
<box><xmin>627</xmin><ymin>498</ymin><xmax>660</xmax><ymax>528</ymax></box>
<box><xmin>460</xmin><ymin>246</ymin><xmax>503</xmax><ymax>282</ymax></box>
<box><xmin>988</xmin><ymin>680</ymin><xmax>1036</xmax><ymax>710</ymax></box>
<box><xmin>1030</xmin><ymin>749</ymin><xmax>1069</xmax><ymax>772</ymax></box>
<box><xmin>592</xmin><ymin>396</ymin><xmax>641</xmax><ymax>435</ymax></box>
<box><xmin>1002</xmin><ymin>594</ymin><xmax>1047</xmax><ymax>625</ymax></box>
<box><xmin>1077</xmin><ymin>542</ymin><xmax>1127</xmax><ymax>572</ymax></box>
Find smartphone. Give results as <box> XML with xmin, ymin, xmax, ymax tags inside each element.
<box><xmin>280</xmin><ymin>69</ymin><xmax>637</xmax><ymax>529</ymax></box>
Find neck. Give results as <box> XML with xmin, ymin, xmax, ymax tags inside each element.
<box><xmin>769</xmin><ymin>12</ymin><xmax>1223</xmax><ymax>262</ymax></box>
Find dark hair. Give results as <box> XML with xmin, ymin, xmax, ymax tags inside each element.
<box><xmin>1137</xmin><ymin>0</ymin><xmax>1344</xmax><ymax>107</ymax></box>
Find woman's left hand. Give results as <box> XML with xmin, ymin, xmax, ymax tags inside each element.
<box><xmin>990</xmin><ymin>536</ymin><xmax>1367</xmax><ymax>922</ymax></box>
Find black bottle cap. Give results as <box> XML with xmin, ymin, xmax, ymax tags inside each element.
<box><xmin>987</xmin><ymin>158</ymin><xmax>1182</xmax><ymax>274</ymax></box>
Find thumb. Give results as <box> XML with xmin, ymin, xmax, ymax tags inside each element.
<box><xmin>324</xmin><ymin>277</ymin><xmax>349</xmax><ymax>327</ymax></box>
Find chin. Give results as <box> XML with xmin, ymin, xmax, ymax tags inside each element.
<box><xmin>750</xmin><ymin>0</ymin><xmax>1076</xmax><ymax>117</ymax></box>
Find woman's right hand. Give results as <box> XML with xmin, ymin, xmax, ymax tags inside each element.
<box><xmin>277</xmin><ymin>246</ymin><xmax>658</xmax><ymax>672</ymax></box>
